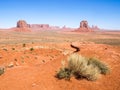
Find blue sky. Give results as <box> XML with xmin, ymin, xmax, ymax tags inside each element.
<box><xmin>0</xmin><ymin>0</ymin><xmax>120</xmax><ymax>29</ymax></box>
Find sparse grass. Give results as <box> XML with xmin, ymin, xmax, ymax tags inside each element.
<box><xmin>88</xmin><ymin>58</ymin><xmax>110</xmax><ymax>75</ymax></box>
<box><xmin>30</xmin><ymin>47</ymin><xmax>34</xmax><ymax>51</ymax></box>
<box><xmin>56</xmin><ymin>53</ymin><xmax>110</xmax><ymax>81</ymax></box>
<box><xmin>21</xmin><ymin>60</ymin><xmax>25</xmax><ymax>63</ymax></box>
<box><xmin>42</xmin><ymin>60</ymin><xmax>45</xmax><ymax>63</ymax></box>
<box><xmin>56</xmin><ymin>68</ymin><xmax>71</xmax><ymax>80</ymax></box>
<box><xmin>67</xmin><ymin>53</ymin><xmax>101</xmax><ymax>81</ymax></box>
<box><xmin>23</xmin><ymin>43</ymin><xmax>26</xmax><ymax>47</ymax></box>
<box><xmin>14</xmin><ymin>59</ymin><xmax>17</xmax><ymax>61</ymax></box>
<box><xmin>90</xmin><ymin>39</ymin><xmax>120</xmax><ymax>46</ymax></box>
<box><xmin>12</xmin><ymin>48</ymin><xmax>15</xmax><ymax>50</ymax></box>
<box><xmin>0</xmin><ymin>67</ymin><xmax>5</xmax><ymax>75</ymax></box>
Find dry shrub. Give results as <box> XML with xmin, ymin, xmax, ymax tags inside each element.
<box><xmin>68</xmin><ymin>53</ymin><xmax>100</xmax><ymax>81</ymax></box>
<box><xmin>23</xmin><ymin>43</ymin><xmax>26</xmax><ymax>47</ymax></box>
<box><xmin>0</xmin><ymin>66</ymin><xmax>5</xmax><ymax>76</ymax></box>
<box><xmin>88</xmin><ymin>58</ymin><xmax>110</xmax><ymax>75</ymax></box>
<box><xmin>30</xmin><ymin>47</ymin><xmax>34</xmax><ymax>51</ymax></box>
<box><xmin>56</xmin><ymin>53</ymin><xmax>110</xmax><ymax>81</ymax></box>
<box><xmin>68</xmin><ymin>54</ymin><xmax>88</xmax><ymax>72</ymax></box>
<box><xmin>56</xmin><ymin>68</ymin><xmax>71</xmax><ymax>80</ymax></box>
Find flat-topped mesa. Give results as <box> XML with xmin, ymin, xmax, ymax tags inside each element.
<box><xmin>28</xmin><ymin>24</ymin><xmax>51</xmax><ymax>31</ymax></box>
<box><xmin>30</xmin><ymin>24</ymin><xmax>49</xmax><ymax>28</ymax></box>
<box><xmin>28</xmin><ymin>24</ymin><xmax>61</xmax><ymax>31</ymax></box>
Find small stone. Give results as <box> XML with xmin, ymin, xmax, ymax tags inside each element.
<box><xmin>7</xmin><ymin>62</ymin><xmax>14</xmax><ymax>68</ymax></box>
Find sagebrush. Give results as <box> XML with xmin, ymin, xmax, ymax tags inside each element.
<box><xmin>56</xmin><ymin>53</ymin><xmax>110</xmax><ymax>81</ymax></box>
<box><xmin>56</xmin><ymin>68</ymin><xmax>71</xmax><ymax>80</ymax></box>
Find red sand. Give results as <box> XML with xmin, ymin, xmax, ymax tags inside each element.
<box><xmin>0</xmin><ymin>42</ymin><xmax>120</xmax><ymax>90</ymax></box>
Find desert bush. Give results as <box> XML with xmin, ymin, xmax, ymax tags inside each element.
<box><xmin>88</xmin><ymin>58</ymin><xmax>110</xmax><ymax>75</ymax></box>
<box><xmin>68</xmin><ymin>53</ymin><xmax>88</xmax><ymax>73</ymax></box>
<box><xmin>23</xmin><ymin>43</ymin><xmax>26</xmax><ymax>47</ymax></box>
<box><xmin>67</xmin><ymin>53</ymin><xmax>100</xmax><ymax>81</ymax></box>
<box><xmin>79</xmin><ymin>64</ymin><xmax>100</xmax><ymax>81</ymax></box>
<box><xmin>56</xmin><ymin>67</ymin><xmax>71</xmax><ymax>80</ymax></box>
<box><xmin>56</xmin><ymin>53</ymin><xmax>110</xmax><ymax>81</ymax></box>
<box><xmin>12</xmin><ymin>48</ymin><xmax>15</xmax><ymax>50</ymax></box>
<box><xmin>30</xmin><ymin>47</ymin><xmax>34</xmax><ymax>51</ymax></box>
<box><xmin>0</xmin><ymin>67</ymin><xmax>5</xmax><ymax>76</ymax></box>
<box><xmin>56</xmin><ymin>60</ymin><xmax>72</xmax><ymax>80</ymax></box>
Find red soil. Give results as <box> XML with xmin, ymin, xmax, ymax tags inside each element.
<box><xmin>0</xmin><ymin>42</ymin><xmax>120</xmax><ymax>90</ymax></box>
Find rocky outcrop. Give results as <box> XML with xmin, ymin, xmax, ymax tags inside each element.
<box><xmin>80</xmin><ymin>20</ymin><xmax>89</xmax><ymax>29</ymax></box>
<box><xmin>50</xmin><ymin>26</ymin><xmax>60</xmax><ymax>30</ymax></box>
<box><xmin>91</xmin><ymin>25</ymin><xmax>100</xmax><ymax>30</ymax></box>
<box><xmin>29</xmin><ymin>24</ymin><xmax>49</xmax><ymax>28</ymax></box>
<box><xmin>15</xmin><ymin>20</ymin><xmax>66</xmax><ymax>31</ymax></box>
<box><xmin>17</xmin><ymin>20</ymin><xmax>29</xmax><ymax>28</ymax></box>
<box><xmin>28</xmin><ymin>24</ymin><xmax>61</xmax><ymax>31</ymax></box>
<box><xmin>15</xmin><ymin>20</ymin><xmax>31</xmax><ymax>32</ymax></box>
<box><xmin>75</xmin><ymin>20</ymin><xmax>93</xmax><ymax>32</ymax></box>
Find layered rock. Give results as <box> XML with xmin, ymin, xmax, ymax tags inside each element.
<box><xmin>76</xmin><ymin>20</ymin><xmax>93</xmax><ymax>32</ymax></box>
<box><xmin>61</xmin><ymin>25</ymin><xmax>75</xmax><ymax>31</ymax></box>
<box><xmin>29</xmin><ymin>24</ymin><xmax>61</xmax><ymax>31</ymax></box>
<box><xmin>17</xmin><ymin>20</ymin><xmax>29</xmax><ymax>28</ymax></box>
<box><xmin>29</xmin><ymin>24</ymin><xmax>50</xmax><ymax>30</ymax></box>
<box><xmin>80</xmin><ymin>20</ymin><xmax>89</xmax><ymax>29</ymax></box>
<box><xmin>29</xmin><ymin>24</ymin><xmax>49</xmax><ymax>28</ymax></box>
<box><xmin>91</xmin><ymin>25</ymin><xmax>100</xmax><ymax>30</ymax></box>
<box><xmin>50</xmin><ymin>26</ymin><xmax>60</xmax><ymax>30</ymax></box>
<box><xmin>15</xmin><ymin>20</ymin><xmax>31</xmax><ymax>32</ymax></box>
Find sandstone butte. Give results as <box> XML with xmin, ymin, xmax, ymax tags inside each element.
<box><xmin>11</xmin><ymin>20</ymin><xmax>100</xmax><ymax>32</ymax></box>
<box><xmin>75</xmin><ymin>20</ymin><xmax>100</xmax><ymax>32</ymax></box>
<box><xmin>12</xmin><ymin>20</ymin><xmax>31</xmax><ymax>32</ymax></box>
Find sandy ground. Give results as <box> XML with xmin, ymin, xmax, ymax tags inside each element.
<box><xmin>0</xmin><ymin>30</ymin><xmax>120</xmax><ymax>90</ymax></box>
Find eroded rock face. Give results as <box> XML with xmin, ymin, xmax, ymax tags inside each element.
<box><xmin>15</xmin><ymin>20</ymin><xmax>31</xmax><ymax>32</ymax></box>
<box><xmin>29</xmin><ymin>24</ymin><xmax>49</xmax><ymax>28</ymax></box>
<box><xmin>17</xmin><ymin>20</ymin><xmax>29</xmax><ymax>28</ymax></box>
<box><xmin>91</xmin><ymin>25</ymin><xmax>100</xmax><ymax>30</ymax></box>
<box><xmin>80</xmin><ymin>20</ymin><xmax>89</xmax><ymax>29</ymax></box>
<box><xmin>29</xmin><ymin>24</ymin><xmax>61</xmax><ymax>31</ymax></box>
<box><xmin>75</xmin><ymin>20</ymin><xmax>92</xmax><ymax>32</ymax></box>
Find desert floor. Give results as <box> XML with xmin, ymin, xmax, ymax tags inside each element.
<box><xmin>0</xmin><ymin>30</ymin><xmax>120</xmax><ymax>90</ymax></box>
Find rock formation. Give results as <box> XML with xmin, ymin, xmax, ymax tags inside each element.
<box><xmin>50</xmin><ymin>26</ymin><xmax>60</xmax><ymax>30</ymax></box>
<box><xmin>28</xmin><ymin>24</ymin><xmax>50</xmax><ymax>31</ymax></box>
<box><xmin>29</xmin><ymin>24</ymin><xmax>61</xmax><ymax>31</ymax></box>
<box><xmin>17</xmin><ymin>20</ymin><xmax>29</xmax><ymax>28</ymax></box>
<box><xmin>80</xmin><ymin>20</ymin><xmax>89</xmax><ymax>29</ymax></box>
<box><xmin>91</xmin><ymin>25</ymin><xmax>100</xmax><ymax>30</ymax></box>
<box><xmin>15</xmin><ymin>20</ymin><xmax>31</xmax><ymax>32</ymax></box>
<box><xmin>29</xmin><ymin>24</ymin><xmax>49</xmax><ymax>29</ymax></box>
<box><xmin>75</xmin><ymin>20</ymin><xmax>93</xmax><ymax>32</ymax></box>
